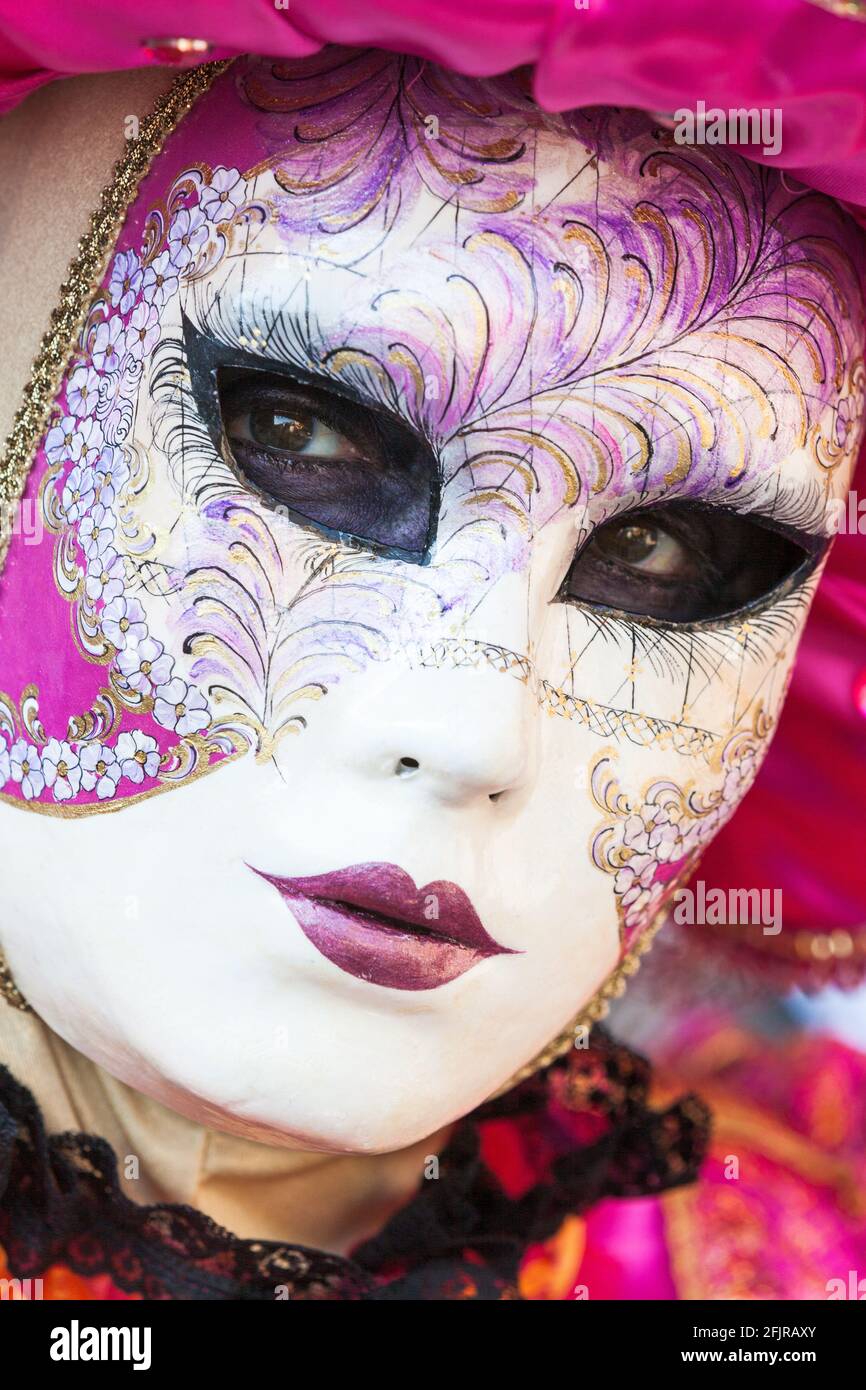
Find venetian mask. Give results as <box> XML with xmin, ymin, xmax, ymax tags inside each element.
<box><xmin>0</xmin><ymin>49</ymin><xmax>863</xmax><ymax>1151</ymax></box>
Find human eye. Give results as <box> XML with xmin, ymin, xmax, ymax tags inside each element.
<box><xmin>216</xmin><ymin>367</ymin><xmax>439</xmax><ymax>559</ymax></box>
<box><xmin>561</xmin><ymin>501</ymin><xmax>823</xmax><ymax>625</ymax></box>
<box><xmin>184</xmin><ymin>316</ymin><xmax>440</xmax><ymax>561</ymax></box>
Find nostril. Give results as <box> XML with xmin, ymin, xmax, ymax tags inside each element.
<box><xmin>489</xmin><ymin>790</ymin><xmax>504</xmax><ymax>802</ymax></box>
<box><xmin>395</xmin><ymin>756</ymin><xmax>420</xmax><ymax>778</ymax></box>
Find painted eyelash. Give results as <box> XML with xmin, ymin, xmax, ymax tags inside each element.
<box><xmin>187</xmin><ymin>281</ymin><xmax>430</xmax><ymax>440</ymax></box>
<box><xmin>574</xmin><ymin>581</ymin><xmax>814</xmax><ymax>691</ymax></box>
<box><xmin>150</xmin><ymin>334</ymin><xmax>238</xmax><ymax>506</ymax></box>
<box><xmin>193</xmin><ymin>283</ymin><xmax>322</xmax><ymax>377</ymax></box>
<box><xmin>584</xmin><ymin>473</ymin><xmax>832</xmax><ymax>545</ymax></box>
<box><xmin>721</xmin><ymin>472</ymin><xmax>835</xmax><ymax>536</ymax></box>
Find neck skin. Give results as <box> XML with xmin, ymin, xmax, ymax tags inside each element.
<box><xmin>194</xmin><ymin>1128</ymin><xmax>454</xmax><ymax>1255</ymax></box>
<box><xmin>0</xmin><ymin>1000</ymin><xmax>453</xmax><ymax>1255</ymax></box>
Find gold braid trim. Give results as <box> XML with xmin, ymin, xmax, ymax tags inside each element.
<box><xmin>0</xmin><ymin>59</ymin><xmax>231</xmax><ymax>576</ymax></box>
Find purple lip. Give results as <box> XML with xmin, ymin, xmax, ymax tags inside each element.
<box><xmin>249</xmin><ymin>861</ymin><xmax>518</xmax><ymax>991</ymax></box>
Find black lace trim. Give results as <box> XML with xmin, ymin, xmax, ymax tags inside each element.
<box><xmin>0</xmin><ymin>1033</ymin><xmax>710</xmax><ymax>1300</ymax></box>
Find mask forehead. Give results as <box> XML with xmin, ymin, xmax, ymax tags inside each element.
<box><xmin>226</xmin><ymin>51</ymin><xmax>864</xmax><ymax>506</ymax></box>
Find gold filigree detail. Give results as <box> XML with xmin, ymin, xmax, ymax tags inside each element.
<box><xmin>409</xmin><ymin>637</ymin><xmax>534</xmax><ymax>682</ymax></box>
<box><xmin>811</xmin><ymin>357</ymin><xmax>865</xmax><ymax>472</ymax></box>
<box><xmin>0</xmin><ymin>692</ymin><xmax>16</xmax><ymax>741</ymax></box>
<box><xmin>67</xmin><ymin>690</ymin><xmax>122</xmax><ymax>744</ymax></box>
<box><xmin>19</xmin><ymin>686</ymin><xmax>47</xmax><ymax>745</ymax></box>
<box><xmin>540</xmin><ymin>681</ymin><xmax>719</xmax><ymax>759</ymax></box>
<box><xmin>400</xmin><ymin>637</ymin><xmax>720</xmax><ymax>759</ymax></box>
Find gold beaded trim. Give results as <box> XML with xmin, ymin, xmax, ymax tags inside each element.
<box><xmin>489</xmin><ymin>910</ymin><xmax>667</xmax><ymax>1098</ymax></box>
<box><xmin>698</xmin><ymin>917</ymin><xmax>866</xmax><ymax>965</ymax></box>
<box><xmin>0</xmin><ymin>59</ymin><xmax>231</xmax><ymax>576</ymax></box>
<box><xmin>0</xmin><ymin>946</ymin><xmax>30</xmax><ymax>1011</ymax></box>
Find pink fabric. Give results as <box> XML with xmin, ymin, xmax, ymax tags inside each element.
<box><xmin>560</xmin><ymin>1016</ymin><xmax>866</xmax><ymax>1299</ymax></box>
<box><xmin>2</xmin><ymin>0</ymin><xmax>866</xmax><ymax>219</ymax></box>
<box><xmin>0</xmin><ymin>0</ymin><xmax>864</xmax><ymax>976</ymax></box>
<box><xmin>577</xmin><ymin>1196</ymin><xmax>677</xmax><ymax>1299</ymax></box>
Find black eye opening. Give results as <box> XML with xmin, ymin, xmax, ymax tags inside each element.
<box><xmin>182</xmin><ymin>313</ymin><xmax>441</xmax><ymax>563</ymax></box>
<box><xmin>559</xmin><ymin>498</ymin><xmax>828</xmax><ymax>628</ymax></box>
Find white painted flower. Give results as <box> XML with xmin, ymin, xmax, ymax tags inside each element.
<box><xmin>42</xmin><ymin>738</ymin><xmax>82</xmax><ymax>801</ymax></box>
<box><xmin>80</xmin><ymin>503</ymin><xmax>117</xmax><ymax>560</ymax></box>
<box><xmin>614</xmin><ymin>867</ymin><xmax>632</xmax><ymax>897</ymax></box>
<box><xmin>200</xmin><ymin>167</ymin><xmax>244</xmax><ymax>222</ymax></box>
<box><xmin>674</xmin><ymin>821</ymin><xmax>700</xmax><ymax>862</ymax></box>
<box><xmin>79</xmin><ymin>742</ymin><xmax>122</xmax><ymax>799</ymax></box>
<box><xmin>647</xmin><ymin>819</ymin><xmax>680</xmax><ymax>862</ymax></box>
<box><xmin>61</xmin><ymin>464</ymin><xmax>97</xmax><ymax>524</ymax></box>
<box><xmin>623</xmin><ymin>813</ymin><xmax>649</xmax><ymax>852</ymax></box>
<box><xmin>116</xmin><ymin>730</ymin><xmax>160</xmax><ymax>784</ymax></box>
<box><xmin>168</xmin><ymin>206</ymin><xmax>208</xmax><ymax>270</ymax></box>
<box><xmin>0</xmin><ymin>740</ymin><xmax>10</xmax><ymax>787</ymax></box>
<box><xmin>67</xmin><ymin>366</ymin><xmax>101</xmax><ymax>418</ymax></box>
<box><xmin>77</xmin><ymin>417</ymin><xmax>104</xmax><ymax>466</ymax></box>
<box><xmin>102</xmin><ymin>595</ymin><xmax>147</xmax><ymax>650</ymax></box>
<box><xmin>636</xmin><ymin>854</ymin><xmax>658</xmax><ymax>888</ymax></box>
<box><xmin>91</xmin><ymin>316</ymin><xmax>125</xmax><ymax>373</ymax></box>
<box><xmin>622</xmin><ymin>883</ymin><xmax>653</xmax><ymax>917</ymax></box>
<box><xmin>723</xmin><ymin>751</ymin><xmax>757</xmax><ymax>806</ymax></box>
<box><xmin>153</xmin><ymin>678</ymin><xmax>210</xmax><ymax>736</ymax></box>
<box><xmin>108</xmin><ymin>249</ymin><xmax>143</xmax><ymax>315</ymax></box>
<box><xmin>92</xmin><ymin>447</ymin><xmax>130</xmax><ymax>507</ymax></box>
<box><xmin>84</xmin><ymin>546</ymin><xmax>125</xmax><ymax>603</ymax></box>
<box><xmin>117</xmin><ymin>637</ymin><xmax>173</xmax><ymax>696</ymax></box>
<box><xmin>45</xmin><ymin>415</ymin><xmax>86</xmax><ymax>466</ymax></box>
<box><xmin>125</xmin><ymin>301</ymin><xmax>160</xmax><ymax>361</ymax></box>
<box><xmin>9</xmin><ymin>739</ymin><xmax>45</xmax><ymax>800</ymax></box>
<box><xmin>141</xmin><ymin>249</ymin><xmax>180</xmax><ymax>309</ymax></box>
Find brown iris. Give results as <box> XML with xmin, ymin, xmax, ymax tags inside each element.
<box><xmin>596</xmin><ymin>521</ymin><xmax>659</xmax><ymax>567</ymax></box>
<box><xmin>248</xmin><ymin>405</ymin><xmax>314</xmax><ymax>455</ymax></box>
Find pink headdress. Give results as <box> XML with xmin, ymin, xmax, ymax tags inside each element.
<box><xmin>0</xmin><ymin>0</ymin><xmax>864</xmax><ymax>986</ymax></box>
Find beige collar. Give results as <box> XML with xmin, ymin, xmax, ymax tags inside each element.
<box><xmin>0</xmin><ymin>1004</ymin><xmax>446</xmax><ymax>1256</ymax></box>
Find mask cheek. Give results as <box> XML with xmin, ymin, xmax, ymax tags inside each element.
<box><xmin>588</xmin><ymin>707</ymin><xmax>774</xmax><ymax>953</ymax></box>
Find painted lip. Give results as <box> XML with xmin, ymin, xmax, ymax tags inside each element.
<box><xmin>249</xmin><ymin>861</ymin><xmax>518</xmax><ymax>991</ymax></box>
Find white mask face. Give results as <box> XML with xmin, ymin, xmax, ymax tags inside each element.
<box><xmin>0</xmin><ymin>52</ymin><xmax>863</xmax><ymax>1151</ymax></box>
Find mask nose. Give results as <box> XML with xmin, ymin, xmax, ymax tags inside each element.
<box><xmin>332</xmin><ymin>659</ymin><xmax>540</xmax><ymax>809</ymax></box>
<box><xmin>296</xmin><ymin>553</ymin><xmax>562</xmax><ymax>810</ymax></box>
